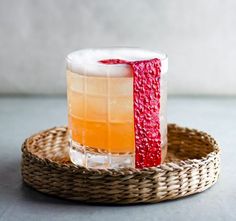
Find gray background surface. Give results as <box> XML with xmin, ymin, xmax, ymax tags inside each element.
<box><xmin>0</xmin><ymin>1</ymin><xmax>235</xmax><ymax>220</ymax></box>
<box><xmin>0</xmin><ymin>96</ymin><xmax>235</xmax><ymax>221</ymax></box>
<box><xmin>0</xmin><ymin>0</ymin><xmax>236</xmax><ymax>95</ymax></box>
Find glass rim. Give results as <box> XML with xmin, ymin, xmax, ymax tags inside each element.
<box><xmin>66</xmin><ymin>47</ymin><xmax>168</xmax><ymax>66</ymax></box>
<box><xmin>66</xmin><ymin>47</ymin><xmax>168</xmax><ymax>77</ymax></box>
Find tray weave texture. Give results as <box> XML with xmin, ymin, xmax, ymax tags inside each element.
<box><xmin>21</xmin><ymin>124</ymin><xmax>220</xmax><ymax>204</ymax></box>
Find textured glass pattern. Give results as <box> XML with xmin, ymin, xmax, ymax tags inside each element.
<box><xmin>67</xmin><ymin>70</ymin><xmax>135</xmax><ymax>168</ymax></box>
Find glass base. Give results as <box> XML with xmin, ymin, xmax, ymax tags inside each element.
<box><xmin>69</xmin><ymin>140</ymin><xmax>135</xmax><ymax>169</ymax></box>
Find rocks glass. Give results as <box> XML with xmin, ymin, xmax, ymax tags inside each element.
<box><xmin>66</xmin><ymin>48</ymin><xmax>168</xmax><ymax>169</ymax></box>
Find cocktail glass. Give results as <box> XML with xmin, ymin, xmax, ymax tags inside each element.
<box><xmin>66</xmin><ymin>48</ymin><xmax>168</xmax><ymax>169</ymax></box>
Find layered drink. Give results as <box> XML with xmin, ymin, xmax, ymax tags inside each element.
<box><xmin>66</xmin><ymin>48</ymin><xmax>168</xmax><ymax>169</ymax></box>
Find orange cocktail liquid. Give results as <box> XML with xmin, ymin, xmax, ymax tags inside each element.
<box><xmin>67</xmin><ymin>69</ymin><xmax>135</xmax><ymax>154</ymax></box>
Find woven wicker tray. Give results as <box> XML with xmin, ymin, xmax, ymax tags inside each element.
<box><xmin>21</xmin><ymin>124</ymin><xmax>220</xmax><ymax>204</ymax></box>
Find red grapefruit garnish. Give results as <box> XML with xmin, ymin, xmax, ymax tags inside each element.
<box><xmin>99</xmin><ymin>58</ymin><xmax>162</xmax><ymax>168</ymax></box>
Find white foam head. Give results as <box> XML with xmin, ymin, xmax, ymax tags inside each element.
<box><xmin>66</xmin><ymin>48</ymin><xmax>168</xmax><ymax>77</ymax></box>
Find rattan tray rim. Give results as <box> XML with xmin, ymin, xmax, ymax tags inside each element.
<box><xmin>21</xmin><ymin>124</ymin><xmax>220</xmax><ymax>175</ymax></box>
